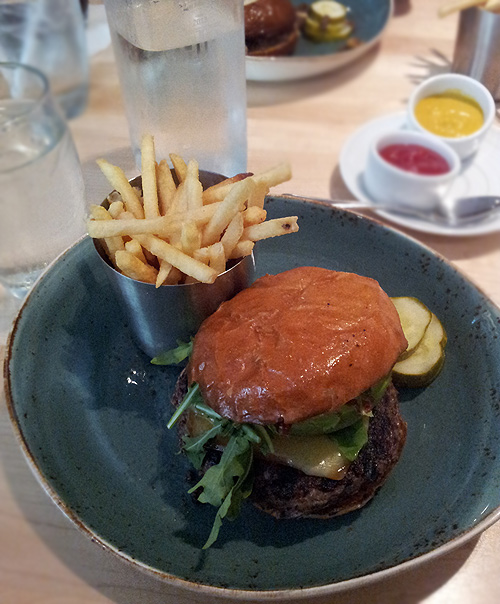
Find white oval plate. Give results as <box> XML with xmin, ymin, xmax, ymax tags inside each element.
<box><xmin>339</xmin><ymin>112</ymin><xmax>500</xmax><ymax>237</ymax></box>
<box><xmin>246</xmin><ymin>0</ymin><xmax>393</xmax><ymax>82</ymax></box>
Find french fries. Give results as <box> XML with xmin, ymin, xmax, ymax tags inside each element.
<box><xmin>95</xmin><ymin>158</ymin><xmax>144</xmax><ymax>219</ymax></box>
<box><xmin>89</xmin><ymin>205</ymin><xmax>124</xmax><ymax>266</ymax></box>
<box><xmin>115</xmin><ymin>249</ymin><xmax>158</xmax><ymax>284</ymax></box>
<box><xmin>88</xmin><ymin>136</ymin><xmax>298</xmax><ymax>286</ymax></box>
<box><xmin>242</xmin><ymin>217</ymin><xmax>299</xmax><ymax>242</ymax></box>
<box><xmin>156</xmin><ymin>159</ymin><xmax>177</xmax><ymax>215</ymax></box>
<box><xmin>438</xmin><ymin>0</ymin><xmax>500</xmax><ymax>16</ymax></box>
<box><xmin>141</xmin><ymin>134</ymin><xmax>160</xmax><ymax>219</ymax></box>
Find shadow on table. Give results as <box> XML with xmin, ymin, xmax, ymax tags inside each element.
<box><xmin>407</xmin><ymin>49</ymin><xmax>451</xmax><ymax>87</ymax></box>
<box><xmin>247</xmin><ymin>44</ymin><xmax>381</xmax><ymax>108</ymax></box>
<box><xmin>2</xmin><ymin>415</ymin><xmax>480</xmax><ymax>604</ymax></box>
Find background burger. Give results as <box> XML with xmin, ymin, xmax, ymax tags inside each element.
<box><xmin>244</xmin><ymin>0</ymin><xmax>300</xmax><ymax>56</ymax></box>
<box><xmin>168</xmin><ymin>266</ymin><xmax>408</xmax><ymax>548</ymax></box>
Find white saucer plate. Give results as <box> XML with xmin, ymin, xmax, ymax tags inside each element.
<box><xmin>339</xmin><ymin>112</ymin><xmax>500</xmax><ymax>237</ymax></box>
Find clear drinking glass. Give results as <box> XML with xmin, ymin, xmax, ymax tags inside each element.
<box><xmin>103</xmin><ymin>0</ymin><xmax>248</xmax><ymax>176</ymax></box>
<box><xmin>0</xmin><ymin>62</ymin><xmax>86</xmax><ymax>299</ymax></box>
<box><xmin>0</xmin><ymin>0</ymin><xmax>89</xmax><ymax>119</ymax></box>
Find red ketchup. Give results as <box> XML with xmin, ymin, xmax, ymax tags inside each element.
<box><xmin>379</xmin><ymin>143</ymin><xmax>450</xmax><ymax>176</ymax></box>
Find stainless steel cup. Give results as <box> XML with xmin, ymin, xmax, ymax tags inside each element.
<box><xmin>452</xmin><ymin>7</ymin><xmax>500</xmax><ymax>101</ymax></box>
<box><xmin>93</xmin><ymin>171</ymin><xmax>256</xmax><ymax>358</ymax></box>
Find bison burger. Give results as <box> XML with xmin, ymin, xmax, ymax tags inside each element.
<box><xmin>244</xmin><ymin>0</ymin><xmax>300</xmax><ymax>56</ymax></box>
<box><xmin>167</xmin><ymin>267</ymin><xmax>408</xmax><ymax>548</ymax></box>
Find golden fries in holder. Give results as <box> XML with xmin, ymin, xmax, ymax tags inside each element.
<box><xmin>87</xmin><ymin>135</ymin><xmax>298</xmax><ymax>358</ymax></box>
<box><xmin>92</xmin><ymin>171</ymin><xmax>257</xmax><ymax>358</ymax></box>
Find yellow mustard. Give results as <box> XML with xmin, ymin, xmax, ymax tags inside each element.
<box><xmin>414</xmin><ymin>89</ymin><xmax>484</xmax><ymax>138</ymax></box>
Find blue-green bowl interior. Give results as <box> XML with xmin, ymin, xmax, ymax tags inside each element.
<box><xmin>291</xmin><ymin>0</ymin><xmax>391</xmax><ymax>57</ymax></box>
<box><xmin>6</xmin><ymin>197</ymin><xmax>500</xmax><ymax>592</ymax></box>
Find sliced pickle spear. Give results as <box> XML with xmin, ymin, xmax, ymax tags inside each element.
<box><xmin>391</xmin><ymin>296</ymin><xmax>433</xmax><ymax>360</ymax></box>
<box><xmin>303</xmin><ymin>17</ymin><xmax>353</xmax><ymax>42</ymax></box>
<box><xmin>392</xmin><ymin>312</ymin><xmax>447</xmax><ymax>388</ymax></box>
<box><xmin>309</xmin><ymin>0</ymin><xmax>348</xmax><ymax>22</ymax></box>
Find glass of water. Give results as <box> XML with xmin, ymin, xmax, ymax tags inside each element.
<box><xmin>0</xmin><ymin>62</ymin><xmax>86</xmax><ymax>299</ymax></box>
<box><xmin>103</xmin><ymin>0</ymin><xmax>247</xmax><ymax>176</ymax></box>
<box><xmin>0</xmin><ymin>0</ymin><xmax>89</xmax><ymax>119</ymax></box>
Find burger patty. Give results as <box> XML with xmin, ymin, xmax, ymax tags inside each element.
<box><xmin>250</xmin><ymin>383</ymin><xmax>406</xmax><ymax>518</ymax></box>
<box><xmin>172</xmin><ymin>370</ymin><xmax>407</xmax><ymax>519</ymax></box>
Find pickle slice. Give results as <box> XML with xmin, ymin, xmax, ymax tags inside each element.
<box><xmin>392</xmin><ymin>312</ymin><xmax>447</xmax><ymax>388</ymax></box>
<box><xmin>309</xmin><ymin>0</ymin><xmax>348</xmax><ymax>22</ymax></box>
<box><xmin>303</xmin><ymin>17</ymin><xmax>353</xmax><ymax>42</ymax></box>
<box><xmin>391</xmin><ymin>296</ymin><xmax>433</xmax><ymax>360</ymax></box>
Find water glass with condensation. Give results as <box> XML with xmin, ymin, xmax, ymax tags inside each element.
<box><xmin>0</xmin><ymin>0</ymin><xmax>89</xmax><ymax>119</ymax></box>
<box><xmin>0</xmin><ymin>62</ymin><xmax>87</xmax><ymax>299</ymax></box>
<box><xmin>103</xmin><ymin>0</ymin><xmax>247</xmax><ymax>176</ymax></box>
<box><xmin>452</xmin><ymin>7</ymin><xmax>500</xmax><ymax>101</ymax></box>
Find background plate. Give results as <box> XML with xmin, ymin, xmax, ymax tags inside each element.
<box><xmin>246</xmin><ymin>0</ymin><xmax>393</xmax><ymax>82</ymax></box>
<box><xmin>5</xmin><ymin>197</ymin><xmax>500</xmax><ymax>597</ymax></box>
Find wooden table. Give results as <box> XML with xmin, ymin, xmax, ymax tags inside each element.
<box><xmin>2</xmin><ymin>1</ymin><xmax>500</xmax><ymax>602</ymax></box>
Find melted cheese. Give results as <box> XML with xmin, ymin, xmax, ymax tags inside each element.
<box><xmin>270</xmin><ymin>434</ymin><xmax>350</xmax><ymax>480</ymax></box>
<box><xmin>186</xmin><ymin>410</ymin><xmax>351</xmax><ymax>480</ymax></box>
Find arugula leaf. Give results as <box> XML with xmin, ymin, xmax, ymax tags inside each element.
<box><xmin>291</xmin><ymin>376</ymin><xmax>391</xmax><ymax>437</ymax></box>
<box><xmin>330</xmin><ymin>416</ymin><xmax>369</xmax><ymax>461</ymax></box>
<box><xmin>189</xmin><ymin>432</ymin><xmax>250</xmax><ymax>506</ymax></box>
<box><xmin>251</xmin><ymin>424</ymin><xmax>275</xmax><ymax>455</ymax></box>
<box><xmin>226</xmin><ymin>459</ymin><xmax>254</xmax><ymax>521</ymax></box>
<box><xmin>369</xmin><ymin>373</ymin><xmax>392</xmax><ymax>403</ymax></box>
<box><xmin>167</xmin><ymin>382</ymin><xmax>203</xmax><ymax>429</ymax></box>
<box><xmin>201</xmin><ymin>440</ymin><xmax>254</xmax><ymax>549</ymax></box>
<box><xmin>290</xmin><ymin>411</ymin><xmax>341</xmax><ymax>436</ymax></box>
<box><xmin>334</xmin><ymin>404</ymin><xmax>364</xmax><ymax>430</ymax></box>
<box><xmin>188</xmin><ymin>430</ymin><xmax>255</xmax><ymax>548</ymax></box>
<box><xmin>290</xmin><ymin>403</ymin><xmax>360</xmax><ymax>436</ymax></box>
<box><xmin>182</xmin><ymin>421</ymin><xmax>225</xmax><ymax>469</ymax></box>
<box><xmin>192</xmin><ymin>400</ymin><xmax>224</xmax><ymax>422</ymax></box>
<box><xmin>151</xmin><ymin>339</ymin><xmax>193</xmax><ymax>365</ymax></box>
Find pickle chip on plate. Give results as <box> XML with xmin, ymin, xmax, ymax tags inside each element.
<box><xmin>393</xmin><ymin>309</ymin><xmax>447</xmax><ymax>388</ymax></box>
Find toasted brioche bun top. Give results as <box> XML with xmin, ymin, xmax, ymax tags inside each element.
<box><xmin>245</xmin><ymin>0</ymin><xmax>297</xmax><ymax>41</ymax></box>
<box><xmin>244</xmin><ymin>0</ymin><xmax>299</xmax><ymax>57</ymax></box>
<box><xmin>188</xmin><ymin>267</ymin><xmax>407</xmax><ymax>425</ymax></box>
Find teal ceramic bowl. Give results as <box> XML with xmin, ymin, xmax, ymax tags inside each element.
<box><xmin>246</xmin><ymin>0</ymin><xmax>393</xmax><ymax>81</ymax></box>
<box><xmin>5</xmin><ymin>196</ymin><xmax>500</xmax><ymax>599</ymax></box>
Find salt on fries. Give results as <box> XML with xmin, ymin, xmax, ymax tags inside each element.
<box><xmin>88</xmin><ymin>134</ymin><xmax>297</xmax><ymax>287</ymax></box>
